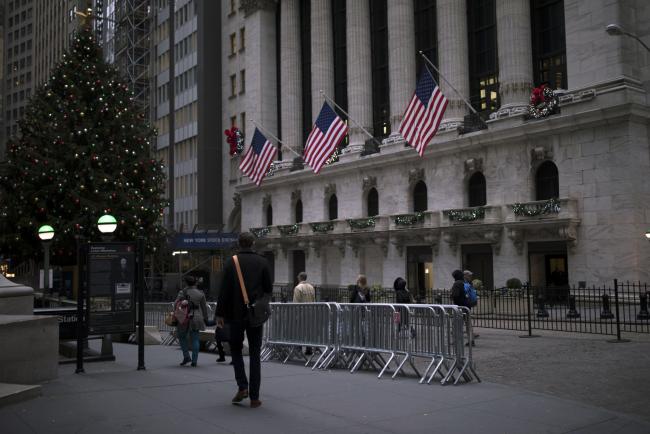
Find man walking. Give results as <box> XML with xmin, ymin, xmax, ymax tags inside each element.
<box><xmin>293</xmin><ymin>272</ymin><xmax>315</xmax><ymax>355</ymax></box>
<box><xmin>216</xmin><ymin>232</ymin><xmax>272</xmax><ymax>408</ymax></box>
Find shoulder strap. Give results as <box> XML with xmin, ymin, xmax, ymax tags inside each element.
<box><xmin>233</xmin><ymin>255</ymin><xmax>249</xmax><ymax>305</ymax></box>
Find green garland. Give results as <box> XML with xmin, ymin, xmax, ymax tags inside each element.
<box><xmin>311</xmin><ymin>222</ymin><xmax>334</xmax><ymax>233</ymax></box>
<box><xmin>445</xmin><ymin>207</ymin><xmax>485</xmax><ymax>222</ymax></box>
<box><xmin>512</xmin><ymin>198</ymin><xmax>560</xmax><ymax>216</ymax></box>
<box><xmin>277</xmin><ymin>224</ymin><xmax>300</xmax><ymax>236</ymax></box>
<box><xmin>394</xmin><ymin>212</ymin><xmax>424</xmax><ymax>226</ymax></box>
<box><xmin>250</xmin><ymin>226</ymin><xmax>271</xmax><ymax>238</ymax></box>
<box><xmin>347</xmin><ymin>217</ymin><xmax>376</xmax><ymax>230</ymax></box>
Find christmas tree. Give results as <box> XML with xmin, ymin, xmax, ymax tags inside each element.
<box><xmin>0</xmin><ymin>26</ymin><xmax>167</xmax><ymax>262</ymax></box>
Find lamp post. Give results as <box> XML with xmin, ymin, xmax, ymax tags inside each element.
<box><xmin>606</xmin><ymin>24</ymin><xmax>650</xmax><ymax>53</ymax></box>
<box><xmin>97</xmin><ymin>214</ymin><xmax>117</xmax><ymax>241</ymax></box>
<box><xmin>172</xmin><ymin>250</ymin><xmax>188</xmax><ymax>288</ymax></box>
<box><xmin>38</xmin><ymin>225</ymin><xmax>55</xmax><ymax>293</ymax></box>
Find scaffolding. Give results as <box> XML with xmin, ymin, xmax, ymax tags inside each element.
<box><xmin>95</xmin><ymin>0</ymin><xmax>152</xmax><ymax>116</ymax></box>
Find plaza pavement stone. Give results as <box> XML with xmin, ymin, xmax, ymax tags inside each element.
<box><xmin>1</xmin><ymin>337</ymin><xmax>649</xmax><ymax>434</ymax></box>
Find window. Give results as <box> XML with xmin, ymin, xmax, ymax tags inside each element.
<box><xmin>230</xmin><ymin>115</ymin><xmax>237</xmax><ymax>128</ymax></box>
<box><xmin>229</xmin><ymin>33</ymin><xmax>236</xmax><ymax>56</ymax></box>
<box><xmin>328</xmin><ymin>195</ymin><xmax>338</xmax><ymax>220</ymax></box>
<box><xmin>468</xmin><ymin>0</ymin><xmax>499</xmax><ymax>113</ymax></box>
<box><xmin>367</xmin><ymin>188</ymin><xmax>379</xmax><ymax>217</ymax></box>
<box><xmin>230</xmin><ymin>0</ymin><xmax>236</xmax><ymax>15</ymax></box>
<box><xmin>413</xmin><ymin>181</ymin><xmax>428</xmax><ymax>212</ymax></box>
<box><xmin>295</xmin><ymin>200</ymin><xmax>303</xmax><ymax>223</ymax></box>
<box><xmin>531</xmin><ymin>0</ymin><xmax>567</xmax><ymax>89</ymax></box>
<box><xmin>370</xmin><ymin>0</ymin><xmax>390</xmax><ymax>137</ymax></box>
<box><xmin>535</xmin><ymin>161</ymin><xmax>559</xmax><ymax>200</ymax></box>
<box><xmin>468</xmin><ymin>172</ymin><xmax>487</xmax><ymax>207</ymax></box>
<box><xmin>300</xmin><ymin>0</ymin><xmax>312</xmax><ymax>143</ymax></box>
<box><xmin>230</xmin><ymin>74</ymin><xmax>236</xmax><ymax>97</ymax></box>
<box><xmin>332</xmin><ymin>0</ymin><xmax>347</xmax><ymax>119</ymax></box>
<box><xmin>414</xmin><ymin>0</ymin><xmax>438</xmax><ymax>77</ymax></box>
<box><xmin>240</xmin><ymin>70</ymin><xmax>246</xmax><ymax>94</ymax></box>
<box><xmin>240</xmin><ymin>28</ymin><xmax>245</xmax><ymax>51</ymax></box>
<box><xmin>240</xmin><ymin>112</ymin><xmax>246</xmax><ymax>137</ymax></box>
<box><xmin>266</xmin><ymin>204</ymin><xmax>273</xmax><ymax>226</ymax></box>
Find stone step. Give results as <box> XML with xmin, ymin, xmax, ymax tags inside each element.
<box><xmin>0</xmin><ymin>383</ymin><xmax>41</xmax><ymax>408</ymax></box>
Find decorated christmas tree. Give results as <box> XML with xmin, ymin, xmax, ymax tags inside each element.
<box><xmin>0</xmin><ymin>26</ymin><xmax>167</xmax><ymax>262</ymax></box>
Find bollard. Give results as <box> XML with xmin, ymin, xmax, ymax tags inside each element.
<box><xmin>600</xmin><ymin>294</ymin><xmax>615</xmax><ymax>319</ymax></box>
<box><xmin>566</xmin><ymin>295</ymin><xmax>581</xmax><ymax>319</ymax></box>
<box><xmin>637</xmin><ymin>292</ymin><xmax>650</xmax><ymax>320</ymax></box>
<box><xmin>536</xmin><ymin>295</ymin><xmax>549</xmax><ymax>318</ymax></box>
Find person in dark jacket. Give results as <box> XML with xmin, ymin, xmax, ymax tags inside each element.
<box><xmin>451</xmin><ymin>269</ymin><xmax>467</xmax><ymax>307</ymax></box>
<box><xmin>216</xmin><ymin>232</ymin><xmax>272</xmax><ymax>409</ymax></box>
<box><xmin>349</xmin><ymin>275</ymin><xmax>371</xmax><ymax>303</ymax></box>
<box><xmin>394</xmin><ymin>277</ymin><xmax>414</xmax><ymax>304</ymax></box>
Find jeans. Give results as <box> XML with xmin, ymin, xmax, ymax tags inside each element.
<box><xmin>178</xmin><ymin>328</ymin><xmax>200</xmax><ymax>364</ymax></box>
<box><xmin>229</xmin><ymin>320</ymin><xmax>263</xmax><ymax>400</ymax></box>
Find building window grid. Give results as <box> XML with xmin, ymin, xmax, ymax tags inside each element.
<box><xmin>531</xmin><ymin>0</ymin><xmax>567</xmax><ymax>89</ymax></box>
<box><xmin>370</xmin><ymin>0</ymin><xmax>390</xmax><ymax>138</ymax></box>
<box><xmin>414</xmin><ymin>0</ymin><xmax>438</xmax><ymax>79</ymax></box>
<box><xmin>468</xmin><ymin>0</ymin><xmax>500</xmax><ymax>113</ymax></box>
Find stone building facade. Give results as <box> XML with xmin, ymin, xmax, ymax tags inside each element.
<box><xmin>224</xmin><ymin>0</ymin><xmax>650</xmax><ymax>292</ymax></box>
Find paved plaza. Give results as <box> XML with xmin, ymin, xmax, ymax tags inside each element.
<box><xmin>2</xmin><ymin>329</ymin><xmax>650</xmax><ymax>434</ymax></box>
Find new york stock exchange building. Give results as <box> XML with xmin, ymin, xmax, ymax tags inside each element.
<box><xmin>222</xmin><ymin>0</ymin><xmax>650</xmax><ymax>296</ymax></box>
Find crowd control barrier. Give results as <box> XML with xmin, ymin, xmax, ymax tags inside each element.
<box><xmin>262</xmin><ymin>302</ymin><xmax>480</xmax><ymax>385</ymax></box>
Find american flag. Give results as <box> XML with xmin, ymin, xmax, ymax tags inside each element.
<box><xmin>304</xmin><ymin>102</ymin><xmax>348</xmax><ymax>174</ymax></box>
<box><xmin>239</xmin><ymin>128</ymin><xmax>277</xmax><ymax>186</ymax></box>
<box><xmin>400</xmin><ymin>68</ymin><xmax>448</xmax><ymax>157</ymax></box>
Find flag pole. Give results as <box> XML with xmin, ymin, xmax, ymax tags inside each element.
<box><xmin>319</xmin><ymin>90</ymin><xmax>384</xmax><ymax>150</ymax></box>
<box><xmin>418</xmin><ymin>51</ymin><xmax>482</xmax><ymax>119</ymax></box>
<box><xmin>250</xmin><ymin>119</ymin><xmax>301</xmax><ymax>158</ymax></box>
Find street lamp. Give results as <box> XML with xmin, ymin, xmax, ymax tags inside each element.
<box><xmin>172</xmin><ymin>250</ymin><xmax>189</xmax><ymax>288</ymax></box>
<box><xmin>645</xmin><ymin>230</ymin><xmax>650</xmax><ymax>240</ymax></box>
<box><xmin>97</xmin><ymin>214</ymin><xmax>118</xmax><ymax>234</ymax></box>
<box><xmin>38</xmin><ymin>225</ymin><xmax>55</xmax><ymax>292</ymax></box>
<box><xmin>606</xmin><ymin>23</ymin><xmax>650</xmax><ymax>53</ymax></box>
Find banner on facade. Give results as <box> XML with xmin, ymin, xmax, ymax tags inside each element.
<box><xmin>172</xmin><ymin>232</ymin><xmax>239</xmax><ymax>250</ymax></box>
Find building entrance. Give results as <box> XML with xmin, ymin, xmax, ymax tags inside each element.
<box><xmin>528</xmin><ymin>241</ymin><xmax>568</xmax><ymax>287</ymax></box>
<box><xmin>291</xmin><ymin>250</ymin><xmax>305</xmax><ymax>288</ymax></box>
<box><xmin>406</xmin><ymin>246</ymin><xmax>433</xmax><ymax>301</ymax></box>
<box><xmin>461</xmin><ymin>244</ymin><xmax>494</xmax><ymax>290</ymax></box>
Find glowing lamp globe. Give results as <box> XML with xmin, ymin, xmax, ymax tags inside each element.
<box><xmin>97</xmin><ymin>214</ymin><xmax>118</xmax><ymax>234</ymax></box>
<box><xmin>38</xmin><ymin>225</ymin><xmax>55</xmax><ymax>241</ymax></box>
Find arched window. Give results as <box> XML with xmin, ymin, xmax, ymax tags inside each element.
<box><xmin>413</xmin><ymin>181</ymin><xmax>427</xmax><ymax>212</ymax></box>
<box><xmin>265</xmin><ymin>204</ymin><xmax>273</xmax><ymax>226</ymax></box>
<box><xmin>328</xmin><ymin>195</ymin><xmax>338</xmax><ymax>220</ymax></box>
<box><xmin>367</xmin><ymin>188</ymin><xmax>379</xmax><ymax>217</ymax></box>
<box><xmin>535</xmin><ymin>161</ymin><xmax>559</xmax><ymax>200</ymax></box>
<box><xmin>295</xmin><ymin>199</ymin><xmax>303</xmax><ymax>223</ymax></box>
<box><xmin>468</xmin><ymin>172</ymin><xmax>486</xmax><ymax>207</ymax></box>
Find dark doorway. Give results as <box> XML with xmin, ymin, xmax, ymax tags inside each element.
<box><xmin>528</xmin><ymin>241</ymin><xmax>568</xmax><ymax>303</ymax></box>
<box><xmin>295</xmin><ymin>200</ymin><xmax>303</xmax><ymax>223</ymax></box>
<box><xmin>535</xmin><ymin>161</ymin><xmax>559</xmax><ymax>200</ymax></box>
<box><xmin>468</xmin><ymin>172</ymin><xmax>486</xmax><ymax>206</ymax></box>
<box><xmin>329</xmin><ymin>194</ymin><xmax>338</xmax><ymax>220</ymax></box>
<box><xmin>263</xmin><ymin>251</ymin><xmax>275</xmax><ymax>284</ymax></box>
<box><xmin>367</xmin><ymin>188</ymin><xmax>379</xmax><ymax>217</ymax></box>
<box><xmin>406</xmin><ymin>246</ymin><xmax>433</xmax><ymax>301</ymax></box>
<box><xmin>291</xmin><ymin>250</ymin><xmax>305</xmax><ymax>288</ymax></box>
<box><xmin>413</xmin><ymin>181</ymin><xmax>428</xmax><ymax>212</ymax></box>
<box><xmin>461</xmin><ymin>244</ymin><xmax>494</xmax><ymax>290</ymax></box>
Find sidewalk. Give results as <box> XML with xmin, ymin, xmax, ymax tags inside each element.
<box><xmin>1</xmin><ymin>340</ymin><xmax>649</xmax><ymax>434</ymax></box>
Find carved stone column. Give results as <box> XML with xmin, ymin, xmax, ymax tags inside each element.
<box><xmin>311</xmin><ymin>0</ymin><xmax>335</xmax><ymax>121</ymax></box>
<box><xmin>388</xmin><ymin>0</ymin><xmax>416</xmax><ymax>134</ymax></box>
<box><xmin>496</xmin><ymin>0</ymin><xmax>533</xmax><ymax>109</ymax></box>
<box><xmin>437</xmin><ymin>0</ymin><xmax>470</xmax><ymax>124</ymax></box>
<box><xmin>346</xmin><ymin>0</ymin><xmax>373</xmax><ymax>147</ymax></box>
<box><xmin>280</xmin><ymin>0</ymin><xmax>302</xmax><ymax>155</ymax></box>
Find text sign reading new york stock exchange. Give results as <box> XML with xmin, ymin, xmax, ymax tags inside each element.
<box><xmin>172</xmin><ymin>233</ymin><xmax>239</xmax><ymax>250</ymax></box>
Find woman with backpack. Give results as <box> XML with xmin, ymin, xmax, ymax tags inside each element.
<box><xmin>175</xmin><ymin>274</ymin><xmax>209</xmax><ymax>367</ymax></box>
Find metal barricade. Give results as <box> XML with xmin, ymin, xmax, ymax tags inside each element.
<box><xmin>262</xmin><ymin>302</ymin><xmax>479</xmax><ymax>385</ymax></box>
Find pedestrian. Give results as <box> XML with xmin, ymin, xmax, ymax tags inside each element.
<box><xmin>216</xmin><ymin>232</ymin><xmax>272</xmax><ymax>409</ymax></box>
<box><xmin>463</xmin><ymin>270</ymin><xmax>479</xmax><ymax>341</ymax></box>
<box><xmin>450</xmin><ymin>269</ymin><xmax>467</xmax><ymax>307</ymax></box>
<box><xmin>176</xmin><ymin>274</ymin><xmax>209</xmax><ymax>367</ymax></box>
<box><xmin>350</xmin><ymin>274</ymin><xmax>371</xmax><ymax>303</ymax></box>
<box><xmin>393</xmin><ymin>277</ymin><xmax>414</xmax><ymax>303</ymax></box>
<box><xmin>293</xmin><ymin>272</ymin><xmax>316</xmax><ymax>356</ymax></box>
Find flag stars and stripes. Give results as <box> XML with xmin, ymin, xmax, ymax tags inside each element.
<box><xmin>239</xmin><ymin>128</ymin><xmax>277</xmax><ymax>186</ymax></box>
<box><xmin>304</xmin><ymin>102</ymin><xmax>349</xmax><ymax>174</ymax></box>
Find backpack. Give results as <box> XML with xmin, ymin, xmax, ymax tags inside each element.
<box><xmin>174</xmin><ymin>290</ymin><xmax>194</xmax><ymax>327</ymax></box>
<box><xmin>464</xmin><ymin>282</ymin><xmax>478</xmax><ymax>307</ymax></box>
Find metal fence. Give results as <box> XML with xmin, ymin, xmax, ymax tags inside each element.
<box><xmin>273</xmin><ymin>280</ymin><xmax>650</xmax><ymax>337</ymax></box>
<box><xmin>262</xmin><ymin>302</ymin><xmax>480</xmax><ymax>385</ymax></box>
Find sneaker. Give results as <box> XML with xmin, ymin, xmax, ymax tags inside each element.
<box><xmin>216</xmin><ymin>356</ymin><xmax>226</xmax><ymax>362</ymax></box>
<box><xmin>250</xmin><ymin>399</ymin><xmax>262</xmax><ymax>408</ymax></box>
<box><xmin>190</xmin><ymin>362</ymin><xmax>197</xmax><ymax>367</ymax></box>
<box><xmin>232</xmin><ymin>389</ymin><xmax>249</xmax><ymax>404</ymax></box>
<box><xmin>180</xmin><ymin>357</ymin><xmax>191</xmax><ymax>366</ymax></box>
